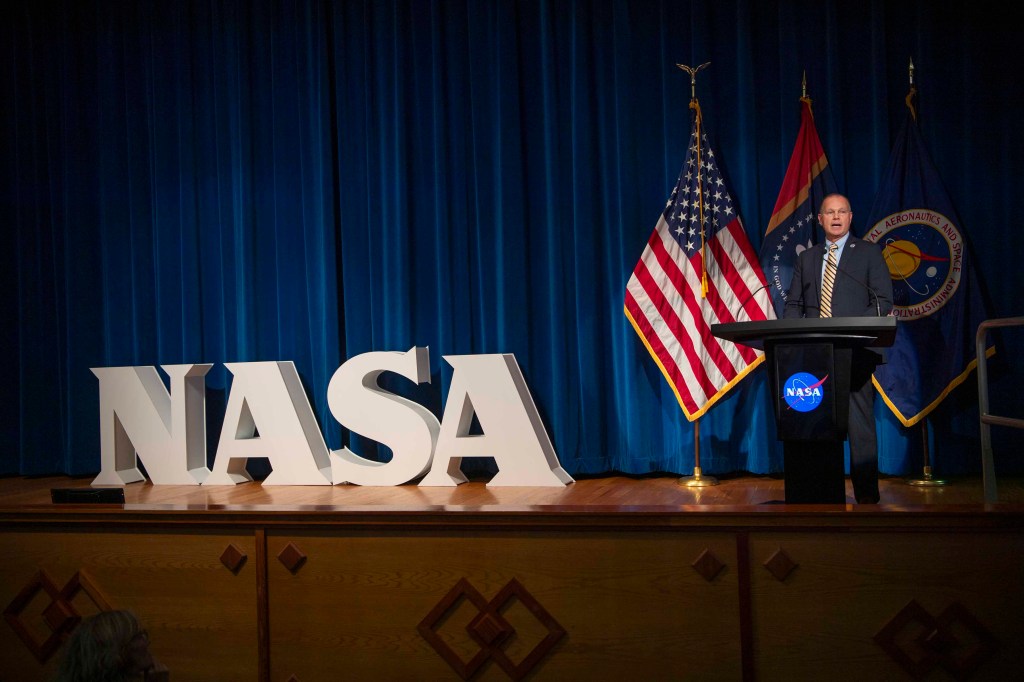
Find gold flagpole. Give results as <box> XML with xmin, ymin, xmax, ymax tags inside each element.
<box><xmin>675</xmin><ymin>61</ymin><xmax>717</xmax><ymax>488</ymax></box>
<box><xmin>907</xmin><ymin>419</ymin><xmax>946</xmax><ymax>487</ymax></box>
<box><xmin>905</xmin><ymin>56</ymin><xmax>917</xmax><ymax>121</ymax></box>
<box><xmin>900</xmin><ymin>57</ymin><xmax>947</xmax><ymax>489</ymax></box>
<box><xmin>677</xmin><ymin>62</ymin><xmax>711</xmax><ymax>299</ymax></box>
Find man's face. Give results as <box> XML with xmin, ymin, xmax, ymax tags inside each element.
<box><xmin>818</xmin><ymin>196</ymin><xmax>852</xmax><ymax>242</ymax></box>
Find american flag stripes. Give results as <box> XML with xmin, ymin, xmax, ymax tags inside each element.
<box><xmin>625</xmin><ymin>103</ymin><xmax>774</xmax><ymax>421</ymax></box>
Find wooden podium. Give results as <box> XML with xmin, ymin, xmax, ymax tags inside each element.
<box><xmin>712</xmin><ymin>317</ymin><xmax>897</xmax><ymax>503</ymax></box>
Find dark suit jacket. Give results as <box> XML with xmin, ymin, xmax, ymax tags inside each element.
<box><xmin>783</xmin><ymin>235</ymin><xmax>895</xmax><ymax>360</ymax></box>
<box><xmin>783</xmin><ymin>236</ymin><xmax>894</xmax><ymax>319</ymax></box>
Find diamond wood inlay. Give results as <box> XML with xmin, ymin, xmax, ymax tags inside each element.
<box><xmin>469</xmin><ymin>612</ymin><xmax>509</xmax><ymax>647</ymax></box>
<box><xmin>3</xmin><ymin>570</ymin><xmax>71</xmax><ymax>662</ymax></box>
<box><xmin>418</xmin><ymin>577</ymin><xmax>564</xmax><ymax>681</ymax></box>
<box><xmin>59</xmin><ymin>570</ymin><xmax>114</xmax><ymax>614</ymax></box>
<box><xmin>691</xmin><ymin>548</ymin><xmax>725</xmax><ymax>582</ymax></box>
<box><xmin>220</xmin><ymin>543</ymin><xmax>247</xmax><ymax>573</ymax></box>
<box><xmin>763</xmin><ymin>548</ymin><xmax>798</xmax><ymax>581</ymax></box>
<box><xmin>3</xmin><ymin>569</ymin><xmax>112</xmax><ymax>663</ymax></box>
<box><xmin>42</xmin><ymin>599</ymin><xmax>77</xmax><ymax>633</ymax></box>
<box><xmin>874</xmin><ymin>599</ymin><xmax>998</xmax><ymax>679</ymax></box>
<box><xmin>418</xmin><ymin>578</ymin><xmax>500</xmax><ymax>680</ymax></box>
<box><xmin>277</xmin><ymin>542</ymin><xmax>307</xmax><ymax>573</ymax></box>
<box><xmin>484</xmin><ymin>578</ymin><xmax>565</xmax><ymax>681</ymax></box>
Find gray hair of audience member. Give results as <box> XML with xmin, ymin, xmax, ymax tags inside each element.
<box><xmin>55</xmin><ymin>609</ymin><xmax>154</xmax><ymax>682</ymax></box>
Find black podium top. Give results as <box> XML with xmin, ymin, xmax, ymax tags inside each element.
<box><xmin>711</xmin><ymin>317</ymin><xmax>897</xmax><ymax>350</ymax></box>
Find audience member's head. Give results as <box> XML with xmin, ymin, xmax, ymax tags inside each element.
<box><xmin>55</xmin><ymin>609</ymin><xmax>156</xmax><ymax>681</ymax></box>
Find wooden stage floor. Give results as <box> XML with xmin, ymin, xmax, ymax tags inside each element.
<box><xmin>4</xmin><ymin>472</ymin><xmax>1023</xmax><ymax>513</ymax></box>
<box><xmin>3</xmin><ymin>472</ymin><xmax>1024</xmax><ymax>681</ymax></box>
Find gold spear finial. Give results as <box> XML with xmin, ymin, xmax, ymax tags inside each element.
<box><xmin>676</xmin><ymin>62</ymin><xmax>711</xmax><ymax>101</ymax></box>
<box><xmin>906</xmin><ymin>57</ymin><xmax>918</xmax><ymax>121</ymax></box>
<box><xmin>802</xmin><ymin>70</ymin><xmax>807</xmax><ymax>98</ymax></box>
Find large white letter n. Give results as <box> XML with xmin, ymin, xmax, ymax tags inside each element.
<box><xmin>90</xmin><ymin>364</ymin><xmax>213</xmax><ymax>486</ymax></box>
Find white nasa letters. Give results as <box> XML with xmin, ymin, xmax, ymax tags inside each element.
<box><xmin>91</xmin><ymin>364</ymin><xmax>213</xmax><ymax>485</ymax></box>
<box><xmin>91</xmin><ymin>348</ymin><xmax>572</xmax><ymax>488</ymax></box>
<box><xmin>326</xmin><ymin>347</ymin><xmax>439</xmax><ymax>486</ymax></box>
<box><xmin>205</xmin><ymin>361</ymin><xmax>333</xmax><ymax>486</ymax></box>
<box><xmin>421</xmin><ymin>354</ymin><xmax>573</xmax><ymax>487</ymax></box>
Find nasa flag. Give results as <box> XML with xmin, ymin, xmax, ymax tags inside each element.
<box><xmin>863</xmin><ymin>108</ymin><xmax>991</xmax><ymax>427</ymax></box>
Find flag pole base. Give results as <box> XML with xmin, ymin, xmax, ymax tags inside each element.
<box><xmin>905</xmin><ymin>466</ymin><xmax>948</xmax><ymax>487</ymax></box>
<box><xmin>678</xmin><ymin>466</ymin><xmax>719</xmax><ymax>487</ymax></box>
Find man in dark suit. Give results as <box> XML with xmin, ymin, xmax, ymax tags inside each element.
<box><xmin>783</xmin><ymin>193</ymin><xmax>894</xmax><ymax>503</ymax></box>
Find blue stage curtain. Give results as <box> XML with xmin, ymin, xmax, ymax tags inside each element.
<box><xmin>3</xmin><ymin>0</ymin><xmax>1022</xmax><ymax>478</ymax></box>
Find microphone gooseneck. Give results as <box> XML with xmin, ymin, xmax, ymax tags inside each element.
<box><xmin>736</xmin><ymin>282</ymin><xmax>770</xmax><ymax>311</ymax></box>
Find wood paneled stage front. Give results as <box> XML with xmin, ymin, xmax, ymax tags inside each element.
<box><xmin>2</xmin><ymin>473</ymin><xmax>1023</xmax><ymax>681</ymax></box>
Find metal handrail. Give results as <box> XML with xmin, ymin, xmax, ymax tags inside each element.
<box><xmin>976</xmin><ymin>316</ymin><xmax>1024</xmax><ymax>503</ymax></box>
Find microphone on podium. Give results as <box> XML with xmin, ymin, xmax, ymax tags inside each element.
<box><xmin>735</xmin><ymin>282</ymin><xmax>771</xmax><ymax>311</ymax></box>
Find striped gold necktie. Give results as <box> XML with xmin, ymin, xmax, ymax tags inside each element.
<box><xmin>820</xmin><ymin>243</ymin><xmax>838</xmax><ymax>318</ymax></box>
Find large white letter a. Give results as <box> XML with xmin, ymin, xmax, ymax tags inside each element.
<box><xmin>420</xmin><ymin>354</ymin><xmax>573</xmax><ymax>487</ymax></box>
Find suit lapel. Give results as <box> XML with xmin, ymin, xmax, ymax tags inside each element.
<box><xmin>809</xmin><ymin>242</ymin><xmax>827</xmax><ymax>308</ymax></box>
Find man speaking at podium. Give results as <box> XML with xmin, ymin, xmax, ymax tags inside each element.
<box><xmin>784</xmin><ymin>193</ymin><xmax>894</xmax><ymax>503</ymax></box>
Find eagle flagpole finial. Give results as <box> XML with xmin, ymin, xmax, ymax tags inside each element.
<box><xmin>676</xmin><ymin>62</ymin><xmax>710</xmax><ymax>101</ymax></box>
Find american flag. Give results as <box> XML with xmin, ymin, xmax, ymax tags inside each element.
<box><xmin>625</xmin><ymin>104</ymin><xmax>774</xmax><ymax>421</ymax></box>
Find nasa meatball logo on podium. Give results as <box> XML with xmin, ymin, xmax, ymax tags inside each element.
<box><xmin>782</xmin><ymin>372</ymin><xmax>827</xmax><ymax>413</ymax></box>
<box><xmin>865</xmin><ymin>208</ymin><xmax>962</xmax><ymax>320</ymax></box>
